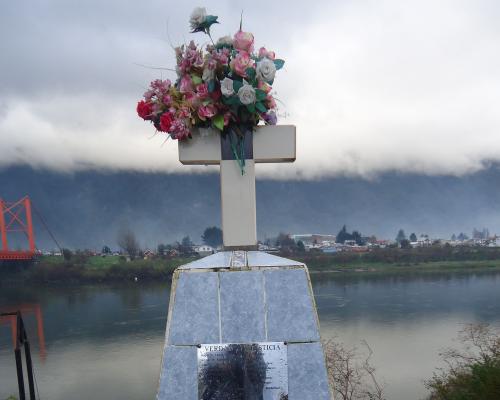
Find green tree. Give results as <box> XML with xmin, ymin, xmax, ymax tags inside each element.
<box><xmin>101</xmin><ymin>245</ymin><xmax>111</xmax><ymax>255</ymax></box>
<box><xmin>201</xmin><ymin>226</ymin><xmax>223</xmax><ymax>248</ymax></box>
<box><xmin>275</xmin><ymin>233</ymin><xmax>297</xmax><ymax>252</ymax></box>
<box><xmin>396</xmin><ymin>229</ymin><xmax>407</xmax><ymax>243</ymax></box>
<box><xmin>336</xmin><ymin>225</ymin><xmax>352</xmax><ymax>244</ymax></box>
<box><xmin>400</xmin><ymin>239</ymin><xmax>411</xmax><ymax>249</ymax></box>
<box><xmin>62</xmin><ymin>248</ymin><xmax>73</xmax><ymax>261</ymax></box>
<box><xmin>157</xmin><ymin>244</ymin><xmax>167</xmax><ymax>256</ymax></box>
<box><xmin>425</xmin><ymin>324</ymin><xmax>500</xmax><ymax>400</ymax></box>
<box><xmin>177</xmin><ymin>236</ymin><xmax>194</xmax><ymax>256</ymax></box>
<box><xmin>409</xmin><ymin>233</ymin><xmax>417</xmax><ymax>242</ymax></box>
<box><xmin>117</xmin><ymin>228</ymin><xmax>140</xmax><ymax>260</ymax></box>
<box><xmin>352</xmin><ymin>230</ymin><xmax>364</xmax><ymax>245</ymax></box>
<box><xmin>297</xmin><ymin>240</ymin><xmax>306</xmax><ymax>253</ymax></box>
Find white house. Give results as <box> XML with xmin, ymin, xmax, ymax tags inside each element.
<box><xmin>194</xmin><ymin>245</ymin><xmax>215</xmax><ymax>256</ymax></box>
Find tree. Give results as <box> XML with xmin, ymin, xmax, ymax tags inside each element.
<box><xmin>457</xmin><ymin>232</ymin><xmax>469</xmax><ymax>241</ymax></box>
<box><xmin>336</xmin><ymin>225</ymin><xmax>351</xmax><ymax>244</ymax></box>
<box><xmin>324</xmin><ymin>338</ymin><xmax>385</xmax><ymax>400</ymax></box>
<box><xmin>202</xmin><ymin>226</ymin><xmax>223</xmax><ymax>248</ymax></box>
<box><xmin>117</xmin><ymin>228</ymin><xmax>140</xmax><ymax>259</ymax></box>
<box><xmin>62</xmin><ymin>248</ymin><xmax>73</xmax><ymax>261</ymax></box>
<box><xmin>451</xmin><ymin>234</ymin><xmax>457</xmax><ymax>241</ymax></box>
<box><xmin>400</xmin><ymin>239</ymin><xmax>411</xmax><ymax>249</ymax></box>
<box><xmin>352</xmin><ymin>231</ymin><xmax>364</xmax><ymax>245</ymax></box>
<box><xmin>396</xmin><ymin>229</ymin><xmax>406</xmax><ymax>243</ymax></box>
<box><xmin>177</xmin><ymin>235</ymin><xmax>194</xmax><ymax>256</ymax></box>
<box><xmin>275</xmin><ymin>233</ymin><xmax>297</xmax><ymax>252</ymax></box>
<box><xmin>409</xmin><ymin>233</ymin><xmax>417</xmax><ymax>242</ymax></box>
<box><xmin>425</xmin><ymin>324</ymin><xmax>500</xmax><ymax>400</ymax></box>
<box><xmin>157</xmin><ymin>244</ymin><xmax>167</xmax><ymax>256</ymax></box>
<box><xmin>101</xmin><ymin>245</ymin><xmax>111</xmax><ymax>255</ymax></box>
<box><xmin>297</xmin><ymin>240</ymin><xmax>306</xmax><ymax>253</ymax></box>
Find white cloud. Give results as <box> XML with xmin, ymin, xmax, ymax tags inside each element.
<box><xmin>1</xmin><ymin>0</ymin><xmax>499</xmax><ymax>179</ymax></box>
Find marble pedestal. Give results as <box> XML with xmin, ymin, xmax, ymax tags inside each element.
<box><xmin>157</xmin><ymin>251</ymin><xmax>332</xmax><ymax>400</ymax></box>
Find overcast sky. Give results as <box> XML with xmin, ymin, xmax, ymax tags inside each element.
<box><xmin>1</xmin><ymin>0</ymin><xmax>499</xmax><ymax>179</ymax></box>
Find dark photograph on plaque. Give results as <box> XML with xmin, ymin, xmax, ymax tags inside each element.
<box><xmin>197</xmin><ymin>342</ymin><xmax>288</xmax><ymax>400</ymax></box>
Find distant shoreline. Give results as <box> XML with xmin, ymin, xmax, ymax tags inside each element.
<box><xmin>2</xmin><ymin>252</ymin><xmax>500</xmax><ymax>286</ymax></box>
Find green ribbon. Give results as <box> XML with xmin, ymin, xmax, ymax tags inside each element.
<box><xmin>229</xmin><ymin>130</ymin><xmax>246</xmax><ymax>175</ymax></box>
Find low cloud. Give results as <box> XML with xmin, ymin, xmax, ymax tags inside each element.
<box><xmin>1</xmin><ymin>0</ymin><xmax>499</xmax><ymax>179</ymax></box>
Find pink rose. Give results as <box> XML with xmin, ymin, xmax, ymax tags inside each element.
<box><xmin>258</xmin><ymin>47</ymin><xmax>276</xmax><ymax>60</ymax></box>
<box><xmin>196</xmin><ymin>83</ymin><xmax>209</xmax><ymax>98</ymax></box>
<box><xmin>198</xmin><ymin>104</ymin><xmax>217</xmax><ymax>120</ymax></box>
<box><xmin>230</xmin><ymin>51</ymin><xmax>254</xmax><ymax>77</ymax></box>
<box><xmin>179</xmin><ymin>75</ymin><xmax>193</xmax><ymax>93</ymax></box>
<box><xmin>233</xmin><ymin>30</ymin><xmax>254</xmax><ymax>52</ymax></box>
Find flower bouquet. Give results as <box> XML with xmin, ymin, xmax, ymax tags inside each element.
<box><xmin>136</xmin><ymin>7</ymin><xmax>285</xmax><ymax>172</ymax></box>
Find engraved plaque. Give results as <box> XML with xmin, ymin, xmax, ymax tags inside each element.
<box><xmin>197</xmin><ymin>342</ymin><xmax>288</xmax><ymax>400</ymax></box>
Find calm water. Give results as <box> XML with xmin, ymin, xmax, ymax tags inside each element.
<box><xmin>1</xmin><ymin>271</ymin><xmax>500</xmax><ymax>400</ymax></box>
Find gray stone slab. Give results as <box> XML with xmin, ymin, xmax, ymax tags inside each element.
<box><xmin>219</xmin><ymin>271</ymin><xmax>266</xmax><ymax>342</ymax></box>
<box><xmin>178</xmin><ymin>251</ymin><xmax>305</xmax><ymax>270</ymax></box>
<box><xmin>247</xmin><ymin>251</ymin><xmax>304</xmax><ymax>268</ymax></box>
<box><xmin>265</xmin><ymin>269</ymin><xmax>320</xmax><ymax>342</ymax></box>
<box><xmin>157</xmin><ymin>345</ymin><xmax>197</xmax><ymax>400</ymax></box>
<box><xmin>168</xmin><ymin>272</ymin><xmax>220</xmax><ymax>345</ymax></box>
<box><xmin>288</xmin><ymin>342</ymin><xmax>332</xmax><ymax>400</ymax></box>
<box><xmin>179</xmin><ymin>251</ymin><xmax>232</xmax><ymax>269</ymax></box>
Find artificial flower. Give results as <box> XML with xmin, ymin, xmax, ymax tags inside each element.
<box><xmin>238</xmin><ymin>81</ymin><xmax>256</xmax><ymax>105</ymax></box>
<box><xmin>220</xmin><ymin>77</ymin><xmax>235</xmax><ymax>97</ymax></box>
<box><xmin>233</xmin><ymin>30</ymin><xmax>254</xmax><ymax>52</ymax></box>
<box><xmin>256</xmin><ymin>58</ymin><xmax>276</xmax><ymax>83</ymax></box>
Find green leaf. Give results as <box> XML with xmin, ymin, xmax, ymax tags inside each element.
<box><xmin>191</xmin><ymin>74</ymin><xmax>202</xmax><ymax>85</ymax></box>
<box><xmin>246</xmin><ymin>103</ymin><xmax>256</xmax><ymax>113</ymax></box>
<box><xmin>213</xmin><ymin>114</ymin><xmax>224</xmax><ymax>131</ymax></box>
<box><xmin>222</xmin><ymin>96</ymin><xmax>239</xmax><ymax>106</ymax></box>
<box><xmin>255</xmin><ymin>89</ymin><xmax>267</xmax><ymax>101</ymax></box>
<box><xmin>246</xmin><ymin>68</ymin><xmax>256</xmax><ymax>80</ymax></box>
<box><xmin>255</xmin><ymin>102</ymin><xmax>267</xmax><ymax>113</ymax></box>
<box><xmin>233</xmin><ymin>80</ymin><xmax>243</xmax><ymax>93</ymax></box>
<box><xmin>208</xmin><ymin>80</ymin><xmax>215</xmax><ymax>93</ymax></box>
<box><xmin>274</xmin><ymin>59</ymin><xmax>285</xmax><ymax>70</ymax></box>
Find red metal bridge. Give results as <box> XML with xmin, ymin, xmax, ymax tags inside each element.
<box><xmin>0</xmin><ymin>196</ymin><xmax>36</xmax><ymax>260</ymax></box>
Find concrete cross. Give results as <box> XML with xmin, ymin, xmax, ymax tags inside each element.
<box><xmin>178</xmin><ymin>125</ymin><xmax>296</xmax><ymax>249</ymax></box>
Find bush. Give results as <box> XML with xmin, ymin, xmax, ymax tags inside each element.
<box><xmin>425</xmin><ymin>324</ymin><xmax>500</xmax><ymax>400</ymax></box>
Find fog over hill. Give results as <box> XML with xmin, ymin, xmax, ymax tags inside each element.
<box><xmin>1</xmin><ymin>166</ymin><xmax>499</xmax><ymax>250</ymax></box>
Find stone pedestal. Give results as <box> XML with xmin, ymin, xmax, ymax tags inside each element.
<box><xmin>157</xmin><ymin>251</ymin><xmax>332</xmax><ymax>400</ymax></box>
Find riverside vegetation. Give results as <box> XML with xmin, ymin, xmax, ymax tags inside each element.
<box><xmin>2</xmin><ymin>246</ymin><xmax>500</xmax><ymax>284</ymax></box>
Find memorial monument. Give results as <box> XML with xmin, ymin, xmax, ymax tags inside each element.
<box><xmin>136</xmin><ymin>8</ymin><xmax>332</xmax><ymax>399</ymax></box>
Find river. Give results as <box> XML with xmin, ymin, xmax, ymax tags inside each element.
<box><xmin>1</xmin><ymin>270</ymin><xmax>500</xmax><ymax>400</ymax></box>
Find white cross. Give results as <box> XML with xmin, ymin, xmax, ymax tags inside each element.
<box><xmin>178</xmin><ymin>125</ymin><xmax>296</xmax><ymax>249</ymax></box>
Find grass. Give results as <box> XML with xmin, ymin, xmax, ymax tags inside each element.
<box><xmin>2</xmin><ymin>252</ymin><xmax>500</xmax><ymax>285</ymax></box>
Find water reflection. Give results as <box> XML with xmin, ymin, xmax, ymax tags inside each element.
<box><xmin>0</xmin><ymin>303</ymin><xmax>46</xmax><ymax>362</ymax></box>
<box><xmin>0</xmin><ymin>272</ymin><xmax>499</xmax><ymax>400</ymax></box>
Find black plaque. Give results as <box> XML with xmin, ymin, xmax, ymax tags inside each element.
<box><xmin>197</xmin><ymin>342</ymin><xmax>288</xmax><ymax>400</ymax></box>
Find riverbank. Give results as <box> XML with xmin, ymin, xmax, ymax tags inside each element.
<box><xmin>2</xmin><ymin>250</ymin><xmax>500</xmax><ymax>285</ymax></box>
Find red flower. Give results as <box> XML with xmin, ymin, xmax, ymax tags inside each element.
<box><xmin>159</xmin><ymin>112</ymin><xmax>174</xmax><ymax>132</ymax></box>
<box><xmin>137</xmin><ymin>100</ymin><xmax>153</xmax><ymax>120</ymax></box>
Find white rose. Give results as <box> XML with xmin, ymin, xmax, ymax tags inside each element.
<box><xmin>189</xmin><ymin>7</ymin><xmax>207</xmax><ymax>29</ymax></box>
<box><xmin>216</xmin><ymin>35</ymin><xmax>233</xmax><ymax>46</ymax></box>
<box><xmin>237</xmin><ymin>82</ymin><xmax>256</xmax><ymax>105</ymax></box>
<box><xmin>221</xmin><ymin>77</ymin><xmax>234</xmax><ymax>97</ymax></box>
<box><xmin>256</xmin><ymin>58</ymin><xmax>276</xmax><ymax>83</ymax></box>
<box><xmin>202</xmin><ymin>67</ymin><xmax>214</xmax><ymax>82</ymax></box>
